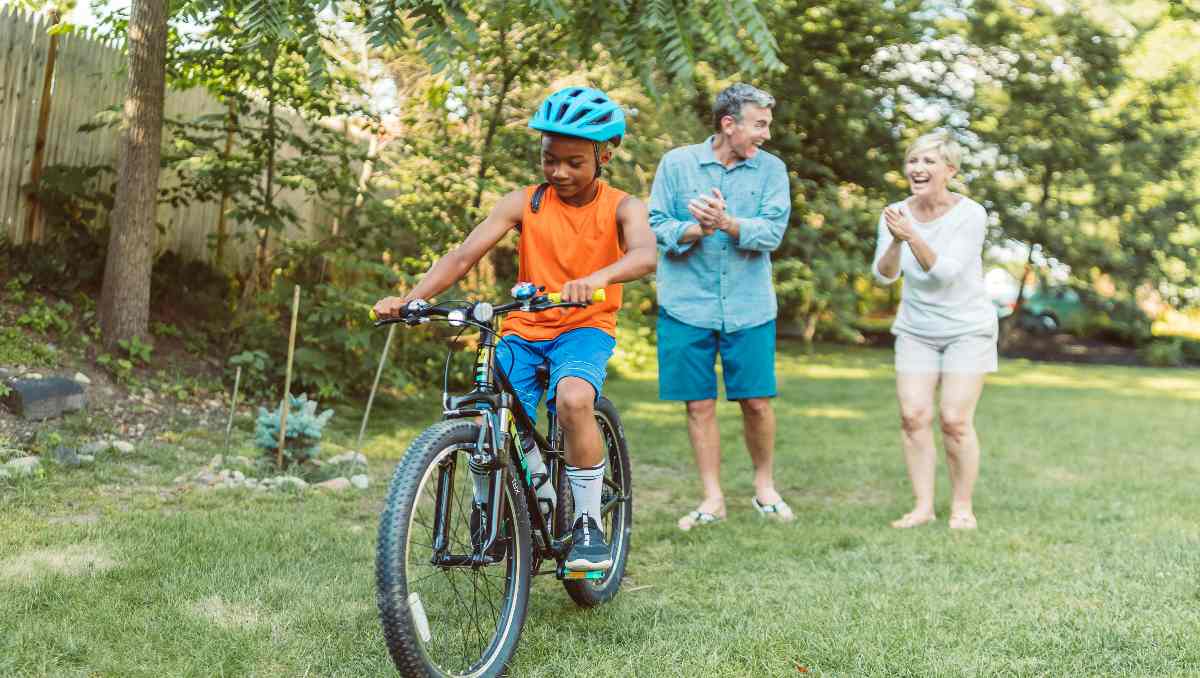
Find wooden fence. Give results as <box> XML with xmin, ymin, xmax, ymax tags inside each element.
<box><xmin>0</xmin><ymin>7</ymin><xmax>337</xmax><ymax>271</ymax></box>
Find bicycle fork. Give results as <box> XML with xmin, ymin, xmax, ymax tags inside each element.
<box><xmin>430</xmin><ymin>409</ymin><xmax>510</xmax><ymax>568</ymax></box>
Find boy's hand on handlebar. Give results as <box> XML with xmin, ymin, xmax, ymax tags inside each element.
<box><xmin>372</xmin><ymin>296</ymin><xmax>428</xmax><ymax>322</ymax></box>
<box><xmin>372</xmin><ymin>296</ymin><xmax>407</xmax><ymax>320</ymax></box>
<box><xmin>560</xmin><ymin>274</ymin><xmax>608</xmax><ymax>303</ymax></box>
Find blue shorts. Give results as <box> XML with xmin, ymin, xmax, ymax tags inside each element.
<box><xmin>495</xmin><ymin>328</ymin><xmax>615</xmax><ymax>423</ymax></box>
<box><xmin>657</xmin><ymin>309</ymin><xmax>777</xmax><ymax>401</ymax></box>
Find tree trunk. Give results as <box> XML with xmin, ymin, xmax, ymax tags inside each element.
<box><xmin>243</xmin><ymin>48</ymin><xmax>279</xmax><ymax>303</ymax></box>
<box><xmin>214</xmin><ymin>100</ymin><xmax>237</xmax><ymax>271</ymax></box>
<box><xmin>99</xmin><ymin>0</ymin><xmax>168</xmax><ymax>350</ymax></box>
<box><xmin>1000</xmin><ymin>244</ymin><xmax>1037</xmax><ymax>349</ymax></box>
<box><xmin>801</xmin><ymin>304</ymin><xmax>824</xmax><ymax>355</ymax></box>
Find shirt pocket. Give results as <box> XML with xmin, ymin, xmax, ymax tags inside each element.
<box><xmin>729</xmin><ymin>187</ymin><xmax>761</xmax><ymax>218</ymax></box>
<box><xmin>672</xmin><ymin>188</ymin><xmax>701</xmax><ymax>221</ymax></box>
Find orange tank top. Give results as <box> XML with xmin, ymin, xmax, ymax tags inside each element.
<box><xmin>502</xmin><ymin>181</ymin><xmax>626</xmax><ymax>342</ymax></box>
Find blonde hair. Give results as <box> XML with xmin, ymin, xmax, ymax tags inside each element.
<box><xmin>905</xmin><ymin>130</ymin><xmax>962</xmax><ymax>169</ymax></box>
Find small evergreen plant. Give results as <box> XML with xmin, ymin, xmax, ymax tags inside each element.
<box><xmin>255</xmin><ymin>393</ymin><xmax>334</xmax><ymax>467</ymax></box>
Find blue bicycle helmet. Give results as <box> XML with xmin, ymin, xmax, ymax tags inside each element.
<box><xmin>528</xmin><ymin>87</ymin><xmax>626</xmax><ymax>144</ymax></box>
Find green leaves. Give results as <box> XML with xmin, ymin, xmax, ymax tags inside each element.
<box><xmin>359</xmin><ymin>0</ymin><xmax>784</xmax><ymax>91</ymax></box>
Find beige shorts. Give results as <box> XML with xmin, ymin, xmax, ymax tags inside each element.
<box><xmin>894</xmin><ymin>331</ymin><xmax>998</xmax><ymax>374</ymax></box>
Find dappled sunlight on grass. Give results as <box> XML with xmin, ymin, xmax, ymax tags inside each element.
<box><xmin>791</xmin><ymin>364</ymin><xmax>882</xmax><ymax>381</ymax></box>
<box><xmin>987</xmin><ymin>363</ymin><xmax>1200</xmax><ymax>400</ymax></box>
<box><xmin>1133</xmin><ymin>375</ymin><xmax>1200</xmax><ymax>398</ymax></box>
<box><xmin>792</xmin><ymin>406</ymin><xmax>868</xmax><ymax>420</ymax></box>
<box><xmin>623</xmin><ymin>401</ymin><xmax>680</xmax><ymax>419</ymax></box>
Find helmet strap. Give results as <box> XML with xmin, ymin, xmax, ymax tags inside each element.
<box><xmin>593</xmin><ymin>143</ymin><xmax>603</xmax><ymax>179</ymax></box>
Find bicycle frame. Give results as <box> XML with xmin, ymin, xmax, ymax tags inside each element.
<box><xmin>426</xmin><ymin>306</ymin><xmax>572</xmax><ymax>571</ymax></box>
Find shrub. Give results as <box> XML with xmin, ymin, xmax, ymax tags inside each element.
<box><xmin>232</xmin><ymin>242</ymin><xmax>471</xmax><ymax>402</ymax></box>
<box><xmin>5</xmin><ymin>164</ymin><xmax>113</xmax><ymax>292</ymax></box>
<box><xmin>254</xmin><ymin>393</ymin><xmax>334</xmax><ymax>468</ymax></box>
<box><xmin>1068</xmin><ymin>293</ymin><xmax>1153</xmax><ymax>347</ymax></box>
<box><xmin>1178</xmin><ymin>337</ymin><xmax>1200</xmax><ymax>365</ymax></box>
<box><xmin>1139</xmin><ymin>338</ymin><xmax>1185</xmax><ymax>367</ymax></box>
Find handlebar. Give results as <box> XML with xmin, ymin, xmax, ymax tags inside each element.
<box><xmin>546</xmin><ymin>289</ymin><xmax>606</xmax><ymax>304</ymax></box>
<box><xmin>369</xmin><ymin>288</ymin><xmax>606</xmax><ymax>326</ymax></box>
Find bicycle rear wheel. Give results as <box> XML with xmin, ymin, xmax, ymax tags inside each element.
<box><xmin>557</xmin><ymin>396</ymin><xmax>633</xmax><ymax>607</ymax></box>
<box><xmin>376</xmin><ymin>420</ymin><xmax>532</xmax><ymax>677</ymax></box>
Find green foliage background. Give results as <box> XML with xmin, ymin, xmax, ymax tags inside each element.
<box><xmin>7</xmin><ymin>0</ymin><xmax>1200</xmax><ymax>400</ymax></box>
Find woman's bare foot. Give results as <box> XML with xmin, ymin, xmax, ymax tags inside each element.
<box><xmin>890</xmin><ymin>510</ymin><xmax>937</xmax><ymax>529</ymax></box>
<box><xmin>948</xmin><ymin>511</ymin><xmax>977</xmax><ymax>530</ymax></box>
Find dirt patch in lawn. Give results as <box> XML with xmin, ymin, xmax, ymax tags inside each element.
<box><xmin>0</xmin><ymin>544</ymin><xmax>118</xmax><ymax>582</ymax></box>
<box><xmin>188</xmin><ymin>595</ymin><xmax>271</xmax><ymax>630</ymax></box>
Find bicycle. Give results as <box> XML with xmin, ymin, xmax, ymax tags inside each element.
<box><xmin>372</xmin><ymin>284</ymin><xmax>633</xmax><ymax>677</ymax></box>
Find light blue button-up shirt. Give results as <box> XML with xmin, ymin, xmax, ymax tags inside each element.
<box><xmin>649</xmin><ymin>136</ymin><xmax>791</xmax><ymax>332</ymax></box>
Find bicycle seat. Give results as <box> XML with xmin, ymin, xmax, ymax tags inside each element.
<box><xmin>534</xmin><ymin>363</ymin><xmax>550</xmax><ymax>390</ymax></box>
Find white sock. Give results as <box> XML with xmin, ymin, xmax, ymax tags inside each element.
<box><xmin>566</xmin><ymin>462</ymin><xmax>605</xmax><ymax>525</ymax></box>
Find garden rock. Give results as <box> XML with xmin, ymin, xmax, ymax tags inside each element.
<box><xmin>274</xmin><ymin>476</ymin><xmax>308</xmax><ymax>491</ymax></box>
<box><xmin>111</xmin><ymin>441</ymin><xmax>134</xmax><ymax>454</ymax></box>
<box><xmin>78</xmin><ymin>454</ymin><xmax>95</xmax><ymax>464</ymax></box>
<box><xmin>53</xmin><ymin>445</ymin><xmax>81</xmax><ymax>467</ymax></box>
<box><xmin>315</xmin><ymin>477</ymin><xmax>351</xmax><ymax>492</ymax></box>
<box><xmin>80</xmin><ymin>440</ymin><xmax>112</xmax><ymax>455</ymax></box>
<box><xmin>328</xmin><ymin>451</ymin><xmax>368</xmax><ymax>467</ymax></box>
<box><xmin>350</xmin><ymin>474</ymin><xmax>369</xmax><ymax>490</ymax></box>
<box><xmin>73</xmin><ymin>372</ymin><xmax>92</xmax><ymax>386</ymax></box>
<box><xmin>6</xmin><ymin>456</ymin><xmax>41</xmax><ymax>476</ymax></box>
<box><xmin>4</xmin><ymin>377</ymin><xmax>86</xmax><ymax>420</ymax></box>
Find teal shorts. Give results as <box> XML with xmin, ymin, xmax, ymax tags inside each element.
<box><xmin>656</xmin><ymin>309</ymin><xmax>777</xmax><ymax>401</ymax></box>
<box><xmin>496</xmin><ymin>327</ymin><xmax>615</xmax><ymax>424</ymax></box>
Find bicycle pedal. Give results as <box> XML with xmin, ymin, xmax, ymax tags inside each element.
<box><xmin>557</xmin><ymin>565</ymin><xmax>605</xmax><ymax>580</ymax></box>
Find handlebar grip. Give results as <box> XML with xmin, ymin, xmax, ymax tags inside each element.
<box><xmin>547</xmin><ymin>289</ymin><xmax>606</xmax><ymax>304</ymax></box>
<box><xmin>368</xmin><ymin>308</ymin><xmax>378</xmax><ymax>321</ymax></box>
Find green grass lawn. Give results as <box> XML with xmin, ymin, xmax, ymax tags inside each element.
<box><xmin>3</xmin><ymin>344</ymin><xmax>1199</xmax><ymax>677</ymax></box>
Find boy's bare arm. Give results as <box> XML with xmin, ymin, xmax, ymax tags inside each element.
<box><xmin>373</xmin><ymin>190</ymin><xmax>525</xmax><ymax>318</ymax></box>
<box><xmin>561</xmin><ymin>196</ymin><xmax>657</xmax><ymax>303</ymax></box>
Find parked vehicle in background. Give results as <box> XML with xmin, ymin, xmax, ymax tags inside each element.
<box><xmin>1020</xmin><ymin>287</ymin><xmax>1084</xmax><ymax>333</ymax></box>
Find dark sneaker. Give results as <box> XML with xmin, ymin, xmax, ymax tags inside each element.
<box><xmin>565</xmin><ymin>514</ymin><xmax>612</xmax><ymax>571</ymax></box>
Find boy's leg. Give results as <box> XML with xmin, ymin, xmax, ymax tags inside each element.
<box><xmin>546</xmin><ymin>329</ymin><xmax>615</xmax><ymax>570</ymax></box>
<box><xmin>482</xmin><ymin>336</ymin><xmax>548</xmax><ymax>543</ymax></box>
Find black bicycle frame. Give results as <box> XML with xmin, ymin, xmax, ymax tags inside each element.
<box><xmin>427</xmin><ymin>314</ymin><xmax>568</xmax><ymax>568</ymax></box>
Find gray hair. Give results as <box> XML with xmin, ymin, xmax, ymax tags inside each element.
<box><xmin>712</xmin><ymin>83</ymin><xmax>775</xmax><ymax>131</ymax></box>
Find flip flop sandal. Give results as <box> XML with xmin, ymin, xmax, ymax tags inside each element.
<box><xmin>678</xmin><ymin>510</ymin><xmax>723</xmax><ymax>531</ymax></box>
<box><xmin>948</xmin><ymin>513</ymin><xmax>977</xmax><ymax>530</ymax></box>
<box><xmin>890</xmin><ymin>512</ymin><xmax>937</xmax><ymax>529</ymax></box>
<box><xmin>751</xmin><ymin>497</ymin><xmax>795</xmax><ymax>521</ymax></box>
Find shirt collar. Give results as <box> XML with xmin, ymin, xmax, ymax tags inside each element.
<box><xmin>700</xmin><ymin>135</ymin><xmax>761</xmax><ymax>170</ymax></box>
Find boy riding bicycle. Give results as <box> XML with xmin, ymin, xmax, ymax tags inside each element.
<box><xmin>373</xmin><ymin>87</ymin><xmax>656</xmax><ymax>571</ymax></box>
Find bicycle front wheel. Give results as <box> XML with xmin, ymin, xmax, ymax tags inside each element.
<box><xmin>376</xmin><ymin>420</ymin><xmax>532</xmax><ymax>677</ymax></box>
